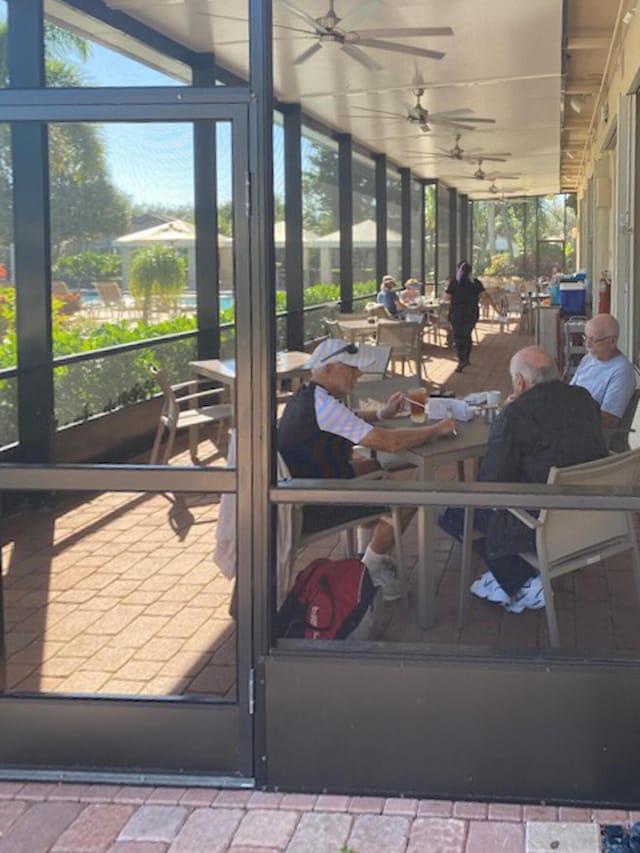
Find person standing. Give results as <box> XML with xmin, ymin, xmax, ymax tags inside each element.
<box><xmin>445</xmin><ymin>261</ymin><xmax>501</xmax><ymax>371</ymax></box>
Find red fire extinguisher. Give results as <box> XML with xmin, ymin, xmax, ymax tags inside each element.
<box><xmin>598</xmin><ymin>271</ymin><xmax>611</xmax><ymax>314</ymax></box>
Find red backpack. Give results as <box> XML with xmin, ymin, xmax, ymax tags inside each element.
<box><xmin>276</xmin><ymin>558</ymin><xmax>379</xmax><ymax>641</ymax></box>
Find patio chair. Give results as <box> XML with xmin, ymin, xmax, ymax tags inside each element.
<box><xmin>365</xmin><ymin>302</ymin><xmax>393</xmax><ymax>320</ymax></box>
<box><xmin>459</xmin><ymin>447</ymin><xmax>640</xmax><ymax>646</ymax></box>
<box><xmin>149</xmin><ymin>365</ymin><xmax>232</xmax><ymax>464</ymax></box>
<box><xmin>51</xmin><ymin>281</ymin><xmax>71</xmax><ymax>297</ymax></box>
<box><xmin>277</xmin><ymin>451</ymin><xmax>406</xmax><ymax>608</ymax></box>
<box><xmin>324</xmin><ymin>318</ymin><xmax>343</xmax><ymax>339</ymax></box>
<box><xmin>426</xmin><ymin>301</ymin><xmax>453</xmax><ymax>347</ymax></box>
<box><xmin>603</xmin><ymin>388</ymin><xmax>640</xmax><ymax>453</ymax></box>
<box><xmin>376</xmin><ymin>318</ymin><xmax>427</xmax><ymax>379</ymax></box>
<box><xmin>356</xmin><ymin>344</ymin><xmax>392</xmax><ymax>381</ymax></box>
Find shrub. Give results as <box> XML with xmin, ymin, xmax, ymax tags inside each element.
<box><xmin>52</xmin><ymin>251</ymin><xmax>122</xmax><ymax>288</ymax></box>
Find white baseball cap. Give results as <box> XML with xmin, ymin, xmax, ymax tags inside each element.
<box><xmin>308</xmin><ymin>339</ymin><xmax>376</xmax><ymax>369</ymax></box>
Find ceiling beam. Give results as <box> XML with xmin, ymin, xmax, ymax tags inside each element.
<box><xmin>566</xmin><ymin>36</ymin><xmax>610</xmax><ymax>50</ymax></box>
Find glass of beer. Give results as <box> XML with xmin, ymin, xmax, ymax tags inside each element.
<box><xmin>408</xmin><ymin>387</ymin><xmax>427</xmax><ymax>424</ymax></box>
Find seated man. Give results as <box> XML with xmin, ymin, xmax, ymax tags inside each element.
<box><xmin>439</xmin><ymin>346</ymin><xmax>607</xmax><ymax>613</ymax></box>
<box><xmin>376</xmin><ymin>275</ymin><xmax>402</xmax><ymax>317</ymax></box>
<box><xmin>278</xmin><ymin>338</ymin><xmax>455</xmax><ymax>600</ymax></box>
<box><xmin>570</xmin><ymin>313</ymin><xmax>636</xmax><ymax>428</ymax></box>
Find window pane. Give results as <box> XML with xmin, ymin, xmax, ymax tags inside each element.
<box><xmin>437</xmin><ymin>182</ymin><xmax>450</xmax><ymax>286</ymax></box>
<box><xmin>0</xmin><ymin>118</ymin><xmax>15</xmax><ymax>449</ymax></box>
<box><xmin>48</xmin><ymin>120</ymin><xmax>236</xmax><ymax>466</ymax></box>
<box><xmin>410</xmin><ymin>180</ymin><xmax>423</xmax><ymax>282</ymax></box>
<box><xmin>424</xmin><ymin>184</ymin><xmax>436</xmax><ymax>284</ymax></box>
<box><xmin>0</xmin><ymin>2</ymin><xmax>6</xmax><ymax>89</ymax></box>
<box><xmin>44</xmin><ymin>3</ymin><xmax>189</xmax><ymax>87</ymax></box>
<box><xmin>3</xmin><ymin>489</ymin><xmax>237</xmax><ymax>698</ymax></box>
<box><xmin>302</xmin><ymin>128</ymin><xmax>340</xmax><ymax>339</ymax></box>
<box><xmin>353</xmin><ymin>152</ymin><xmax>376</xmax><ymax>301</ymax></box>
<box><xmin>387</xmin><ymin>170</ymin><xmax>402</xmax><ymax>282</ymax></box>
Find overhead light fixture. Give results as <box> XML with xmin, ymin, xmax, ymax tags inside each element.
<box><xmin>623</xmin><ymin>8</ymin><xmax>637</xmax><ymax>24</ymax></box>
<box><xmin>569</xmin><ymin>96</ymin><xmax>585</xmax><ymax>114</ymax></box>
<box><xmin>566</xmin><ymin>151</ymin><xmax>575</xmax><ymax>160</ymax></box>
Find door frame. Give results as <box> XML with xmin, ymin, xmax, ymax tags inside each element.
<box><xmin>0</xmin><ymin>94</ymin><xmax>256</xmax><ymax>782</ymax></box>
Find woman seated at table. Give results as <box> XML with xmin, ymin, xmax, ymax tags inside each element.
<box><xmin>398</xmin><ymin>278</ymin><xmax>422</xmax><ymax>308</ymax></box>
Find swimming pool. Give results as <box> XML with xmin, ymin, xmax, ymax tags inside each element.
<box><xmin>79</xmin><ymin>289</ymin><xmax>234</xmax><ymax>312</ymax></box>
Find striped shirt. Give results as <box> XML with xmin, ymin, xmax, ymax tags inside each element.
<box><xmin>314</xmin><ymin>383</ymin><xmax>373</xmax><ymax>445</ymax></box>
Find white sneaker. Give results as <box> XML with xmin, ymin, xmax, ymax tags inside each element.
<box><xmin>367</xmin><ymin>560</ymin><xmax>407</xmax><ymax>602</ymax></box>
<box><xmin>469</xmin><ymin>571</ymin><xmax>510</xmax><ymax>605</ymax></box>
<box><xmin>504</xmin><ymin>575</ymin><xmax>545</xmax><ymax>614</ymax></box>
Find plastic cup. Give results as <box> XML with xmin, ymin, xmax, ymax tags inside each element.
<box><xmin>408</xmin><ymin>387</ymin><xmax>427</xmax><ymax>423</ymax></box>
<box><xmin>486</xmin><ymin>389</ymin><xmax>502</xmax><ymax>408</ymax></box>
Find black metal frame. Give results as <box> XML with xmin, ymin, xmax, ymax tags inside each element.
<box><xmin>338</xmin><ymin>134</ymin><xmax>354</xmax><ymax>312</ymax></box>
<box><xmin>4</xmin><ymin>0</ymin><xmax>638</xmax><ymax>807</ymax></box>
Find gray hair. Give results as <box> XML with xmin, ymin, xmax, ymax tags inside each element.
<box><xmin>509</xmin><ymin>346</ymin><xmax>559</xmax><ymax>387</ymax></box>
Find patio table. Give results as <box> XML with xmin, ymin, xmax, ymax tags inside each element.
<box><xmin>337</xmin><ymin>317</ymin><xmax>378</xmax><ymax>345</ymax></box>
<box><xmin>379</xmin><ymin>413</ymin><xmax>490</xmax><ymax>628</ymax></box>
<box><xmin>188</xmin><ymin>351</ymin><xmax>311</xmax><ymax>453</ymax></box>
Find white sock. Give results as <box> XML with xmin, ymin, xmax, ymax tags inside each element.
<box><xmin>362</xmin><ymin>546</ymin><xmax>388</xmax><ymax>574</ymax></box>
<box><xmin>356</xmin><ymin>526</ymin><xmax>373</xmax><ymax>553</ymax></box>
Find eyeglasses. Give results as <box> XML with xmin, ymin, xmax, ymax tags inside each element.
<box><xmin>319</xmin><ymin>343</ymin><xmax>358</xmax><ymax>363</ymax></box>
<box><xmin>582</xmin><ymin>333</ymin><xmax>614</xmax><ymax>345</ymax></box>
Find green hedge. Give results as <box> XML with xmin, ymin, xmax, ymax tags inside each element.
<box><xmin>0</xmin><ymin>281</ymin><xmax>375</xmax><ymax>447</ymax></box>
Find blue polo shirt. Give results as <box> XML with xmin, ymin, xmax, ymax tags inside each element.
<box><xmin>377</xmin><ymin>288</ymin><xmax>400</xmax><ymax>316</ymax></box>
<box><xmin>570</xmin><ymin>352</ymin><xmax>636</xmax><ymax>419</ymax></box>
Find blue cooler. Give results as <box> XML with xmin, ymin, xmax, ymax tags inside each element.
<box><xmin>560</xmin><ymin>282</ymin><xmax>585</xmax><ymax>314</ymax></box>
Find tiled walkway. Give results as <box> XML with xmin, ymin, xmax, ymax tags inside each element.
<box><xmin>0</xmin><ymin>781</ymin><xmax>634</xmax><ymax>852</ymax></box>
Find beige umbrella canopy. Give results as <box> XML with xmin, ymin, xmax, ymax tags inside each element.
<box><xmin>113</xmin><ymin>219</ymin><xmax>232</xmax><ymax>247</ymax></box>
<box><xmin>112</xmin><ymin>219</ymin><xmax>233</xmax><ymax>290</ymax></box>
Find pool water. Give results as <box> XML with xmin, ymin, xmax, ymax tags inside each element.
<box><xmin>79</xmin><ymin>289</ymin><xmax>234</xmax><ymax>312</ymax></box>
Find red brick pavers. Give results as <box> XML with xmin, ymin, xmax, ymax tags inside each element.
<box><xmin>0</xmin><ymin>782</ymin><xmax>623</xmax><ymax>852</ymax></box>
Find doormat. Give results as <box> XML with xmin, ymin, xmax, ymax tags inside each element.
<box><xmin>601</xmin><ymin>823</ymin><xmax>640</xmax><ymax>852</ymax></box>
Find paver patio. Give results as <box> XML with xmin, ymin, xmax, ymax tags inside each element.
<box><xmin>1</xmin><ymin>315</ymin><xmax>639</xmax><ymax>702</ymax></box>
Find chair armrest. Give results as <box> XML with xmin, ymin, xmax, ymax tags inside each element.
<box><xmin>505</xmin><ymin>507</ymin><xmax>541</xmax><ymax>529</ymax></box>
<box><xmin>176</xmin><ymin>388</ymin><xmax>226</xmax><ymax>406</ymax></box>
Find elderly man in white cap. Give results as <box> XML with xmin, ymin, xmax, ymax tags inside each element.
<box><xmin>278</xmin><ymin>338</ymin><xmax>455</xmax><ymax>599</ymax></box>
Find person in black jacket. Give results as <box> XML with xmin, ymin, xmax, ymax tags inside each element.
<box><xmin>439</xmin><ymin>346</ymin><xmax>608</xmax><ymax>613</ymax></box>
<box><xmin>445</xmin><ymin>261</ymin><xmax>500</xmax><ymax>371</ymax></box>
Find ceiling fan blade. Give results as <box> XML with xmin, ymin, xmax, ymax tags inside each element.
<box><xmin>356</xmin><ymin>39</ymin><xmax>445</xmax><ymax>61</ymax></box>
<box><xmin>275</xmin><ymin>0</ymin><xmax>329</xmax><ymax>34</ymax></box>
<box><xmin>458</xmin><ymin>117</ymin><xmax>496</xmax><ymax>124</ymax></box>
<box><xmin>292</xmin><ymin>42</ymin><xmax>323</xmax><ymax>65</ymax></box>
<box><xmin>465</xmin><ymin>154</ymin><xmax>508</xmax><ymax>163</ymax></box>
<box><xmin>486</xmin><ymin>173</ymin><xmax>521</xmax><ymax>180</ymax></box>
<box><xmin>350</xmin><ymin>106</ymin><xmax>407</xmax><ymax>118</ymax></box>
<box><xmin>340</xmin><ymin>44</ymin><xmax>383</xmax><ymax>71</ymax></box>
<box><xmin>431</xmin><ymin>119</ymin><xmax>478</xmax><ymax>132</ymax></box>
<box><xmin>428</xmin><ymin>108</ymin><xmax>474</xmax><ymax>117</ymax></box>
<box><xmin>354</xmin><ymin>27</ymin><xmax>454</xmax><ymax>38</ymax></box>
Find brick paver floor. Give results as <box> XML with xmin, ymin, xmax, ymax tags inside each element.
<box><xmin>1</xmin><ymin>315</ymin><xmax>639</xmax><ymax>703</ymax></box>
<box><xmin>0</xmin><ymin>781</ymin><xmax>631</xmax><ymax>851</ymax></box>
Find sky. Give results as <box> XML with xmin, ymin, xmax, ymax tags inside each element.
<box><xmin>0</xmin><ymin>4</ymin><xmax>290</xmax><ymax>211</ymax></box>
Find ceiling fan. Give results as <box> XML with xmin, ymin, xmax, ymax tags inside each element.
<box><xmin>451</xmin><ymin>160</ymin><xmax>521</xmax><ymax>182</ymax></box>
<box><xmin>407</xmin><ymin>134</ymin><xmax>511</xmax><ymax>163</ymax></box>
<box><xmin>486</xmin><ymin>182</ymin><xmax>529</xmax><ymax>197</ymax></box>
<box><xmin>344</xmin><ymin>90</ymin><xmax>496</xmax><ymax>134</ymax></box>
<box><xmin>275</xmin><ymin>0</ymin><xmax>453</xmax><ymax>70</ymax></box>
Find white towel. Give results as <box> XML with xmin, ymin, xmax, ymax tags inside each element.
<box><xmin>214</xmin><ymin>430</ymin><xmax>294</xmax><ymax>605</ymax></box>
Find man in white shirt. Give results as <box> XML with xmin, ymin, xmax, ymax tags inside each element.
<box><xmin>570</xmin><ymin>314</ymin><xmax>636</xmax><ymax>428</ymax></box>
<box><xmin>278</xmin><ymin>338</ymin><xmax>455</xmax><ymax>599</ymax></box>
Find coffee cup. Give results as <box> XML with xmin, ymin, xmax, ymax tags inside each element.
<box><xmin>486</xmin><ymin>390</ymin><xmax>501</xmax><ymax>408</ymax></box>
<box><xmin>408</xmin><ymin>387</ymin><xmax>427</xmax><ymax>423</ymax></box>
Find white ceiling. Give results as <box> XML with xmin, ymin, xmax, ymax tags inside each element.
<box><xmin>72</xmin><ymin>0</ymin><xmax>570</xmax><ymax>198</ymax></box>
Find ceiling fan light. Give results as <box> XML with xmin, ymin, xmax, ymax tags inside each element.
<box><xmin>622</xmin><ymin>8</ymin><xmax>637</xmax><ymax>24</ymax></box>
<box><xmin>569</xmin><ymin>96</ymin><xmax>584</xmax><ymax>114</ymax></box>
